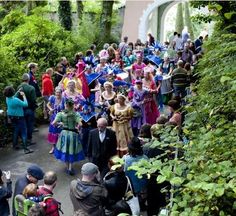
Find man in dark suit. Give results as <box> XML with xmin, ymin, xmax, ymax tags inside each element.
<box><xmin>87</xmin><ymin>118</ymin><xmax>117</xmax><ymax>178</ymax></box>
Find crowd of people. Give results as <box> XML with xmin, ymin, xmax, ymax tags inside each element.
<box><xmin>1</xmin><ymin>30</ymin><xmax>205</xmax><ymax>215</ymax></box>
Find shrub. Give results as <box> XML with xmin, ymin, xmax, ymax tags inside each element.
<box><xmin>131</xmin><ymin>24</ymin><xmax>236</xmax><ymax>216</ymax></box>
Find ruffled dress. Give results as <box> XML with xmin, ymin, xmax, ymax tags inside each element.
<box><xmin>47</xmin><ymin>96</ymin><xmax>65</xmax><ymax>144</ymax></box>
<box><xmin>54</xmin><ymin>110</ymin><xmax>85</xmax><ymax>163</ymax></box>
<box><xmin>110</xmin><ymin>104</ymin><xmax>133</xmax><ymax>152</ymax></box>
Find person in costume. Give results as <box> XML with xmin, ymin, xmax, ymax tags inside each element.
<box><xmin>95</xmin><ymin>57</ymin><xmax>109</xmax><ymax>74</ymax></box>
<box><xmin>85</xmin><ymin>69</ymin><xmax>102</xmax><ymax>103</ymax></box>
<box><xmin>47</xmin><ymin>87</ymin><xmax>65</xmax><ymax>154</ymax></box>
<box><xmin>110</xmin><ymin>94</ymin><xmax>133</xmax><ymax>157</ymax></box>
<box><xmin>53</xmin><ymin>99</ymin><xmax>85</xmax><ymax>175</ymax></box>
<box><xmin>79</xmin><ymin>100</ymin><xmax>97</xmax><ymax>156</ymax></box>
<box><xmin>62</xmin><ymin>80</ymin><xmax>85</xmax><ymax>111</ymax></box>
<box><xmin>159</xmin><ymin>56</ymin><xmax>174</xmax><ymax>75</ymax></box>
<box><xmin>83</xmin><ymin>49</ymin><xmax>96</xmax><ymax>67</ymax></box>
<box><xmin>75</xmin><ymin>52</ymin><xmax>86</xmax><ymax>74</ymax></box>
<box><xmin>123</xmin><ymin>49</ymin><xmax>136</xmax><ymax>68</ymax></box>
<box><xmin>111</xmin><ymin>52</ymin><xmax>124</xmax><ymax>69</ymax></box>
<box><xmin>130</xmin><ymin>79</ymin><xmax>148</xmax><ymax>136</ymax></box>
<box><xmin>99</xmin><ymin>81</ymin><xmax>116</xmax><ymax>126</ymax></box>
<box><xmin>60</xmin><ymin>69</ymin><xmax>82</xmax><ymax>94</ymax></box>
<box><xmin>131</xmin><ymin>54</ymin><xmax>146</xmax><ymax>81</ymax></box>
<box><xmin>142</xmin><ymin>66</ymin><xmax>160</xmax><ymax>125</ymax></box>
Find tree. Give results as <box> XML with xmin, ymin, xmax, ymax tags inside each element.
<box><xmin>99</xmin><ymin>0</ymin><xmax>114</xmax><ymax>45</ymax></box>
<box><xmin>76</xmin><ymin>0</ymin><xmax>84</xmax><ymax>23</ymax></box>
<box><xmin>184</xmin><ymin>2</ymin><xmax>194</xmax><ymax>40</ymax></box>
<box><xmin>191</xmin><ymin>1</ymin><xmax>236</xmax><ymax>33</ymax></box>
<box><xmin>175</xmin><ymin>3</ymin><xmax>184</xmax><ymax>34</ymax></box>
<box><xmin>58</xmin><ymin>0</ymin><xmax>72</xmax><ymax>31</ymax></box>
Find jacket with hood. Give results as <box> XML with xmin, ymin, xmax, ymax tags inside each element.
<box><xmin>42</xmin><ymin>74</ymin><xmax>54</xmax><ymax>96</ymax></box>
<box><xmin>70</xmin><ymin>179</ymin><xmax>107</xmax><ymax>216</ymax></box>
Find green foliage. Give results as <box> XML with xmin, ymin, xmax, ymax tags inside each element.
<box><xmin>0</xmin><ymin>7</ymin><xmax>97</xmax><ymax>105</ymax></box>
<box><xmin>184</xmin><ymin>2</ymin><xmax>194</xmax><ymax>40</ymax></box>
<box><xmin>76</xmin><ymin>0</ymin><xmax>83</xmax><ymax>21</ymax></box>
<box><xmin>58</xmin><ymin>0</ymin><xmax>72</xmax><ymax>31</ymax></box>
<box><xmin>99</xmin><ymin>0</ymin><xmax>114</xmax><ymax>45</ymax></box>
<box><xmin>76</xmin><ymin>13</ymin><xmax>100</xmax><ymax>51</ymax></box>
<box><xmin>175</xmin><ymin>3</ymin><xmax>184</xmax><ymax>34</ymax></box>
<box><xmin>190</xmin><ymin>1</ymin><xmax>236</xmax><ymax>33</ymax></box>
<box><xmin>83</xmin><ymin>0</ymin><xmax>102</xmax><ymax>14</ymax></box>
<box><xmin>0</xmin><ymin>9</ymin><xmax>26</xmax><ymax>35</ymax></box>
<box><xmin>0</xmin><ymin>1</ymin><xmax>25</xmax><ymax>20</ymax></box>
<box><xmin>131</xmin><ymin>7</ymin><xmax>236</xmax><ymax>215</ymax></box>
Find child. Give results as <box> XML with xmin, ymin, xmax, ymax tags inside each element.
<box><xmin>22</xmin><ymin>183</ymin><xmax>43</xmax><ymax>203</ymax></box>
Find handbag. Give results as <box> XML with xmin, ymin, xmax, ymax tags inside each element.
<box><xmin>124</xmin><ymin>176</ymin><xmax>140</xmax><ymax>216</ymax></box>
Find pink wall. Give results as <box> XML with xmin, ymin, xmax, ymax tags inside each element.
<box><xmin>122</xmin><ymin>0</ymin><xmax>153</xmax><ymax>43</ymax></box>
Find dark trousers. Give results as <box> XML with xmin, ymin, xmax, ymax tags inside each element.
<box><xmin>24</xmin><ymin>109</ymin><xmax>35</xmax><ymax>140</ymax></box>
<box><xmin>173</xmin><ymin>86</ymin><xmax>187</xmax><ymax>98</ymax></box>
<box><xmin>81</xmin><ymin>127</ymin><xmax>93</xmax><ymax>157</ymax></box>
<box><xmin>10</xmin><ymin>117</ymin><xmax>27</xmax><ymax>149</ymax></box>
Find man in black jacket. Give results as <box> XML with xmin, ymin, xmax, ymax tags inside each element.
<box><xmin>28</xmin><ymin>62</ymin><xmax>41</xmax><ymax>98</ymax></box>
<box><xmin>12</xmin><ymin>164</ymin><xmax>44</xmax><ymax>216</ymax></box>
<box><xmin>87</xmin><ymin>118</ymin><xmax>117</xmax><ymax>178</ymax></box>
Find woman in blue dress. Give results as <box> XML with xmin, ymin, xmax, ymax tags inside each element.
<box><xmin>47</xmin><ymin>87</ymin><xmax>65</xmax><ymax>154</ymax></box>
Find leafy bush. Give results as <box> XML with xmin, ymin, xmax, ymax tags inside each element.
<box><xmin>0</xmin><ymin>7</ymin><xmax>100</xmax><ymax>106</ymax></box>
<box><xmin>0</xmin><ymin>9</ymin><xmax>26</xmax><ymax>35</ymax></box>
<box><xmin>132</xmin><ymin>21</ymin><xmax>236</xmax><ymax>216</ymax></box>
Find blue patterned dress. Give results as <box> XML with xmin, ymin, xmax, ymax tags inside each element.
<box><xmin>47</xmin><ymin>96</ymin><xmax>65</xmax><ymax>144</ymax></box>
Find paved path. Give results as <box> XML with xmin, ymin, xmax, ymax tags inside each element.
<box><xmin>0</xmin><ymin>124</ymin><xmax>86</xmax><ymax>216</ymax></box>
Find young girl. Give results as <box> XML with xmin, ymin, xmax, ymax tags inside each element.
<box><xmin>22</xmin><ymin>183</ymin><xmax>42</xmax><ymax>203</ymax></box>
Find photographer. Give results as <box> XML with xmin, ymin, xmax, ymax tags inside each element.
<box><xmin>3</xmin><ymin>85</ymin><xmax>33</xmax><ymax>154</ymax></box>
<box><xmin>0</xmin><ymin>169</ymin><xmax>12</xmax><ymax>216</ymax></box>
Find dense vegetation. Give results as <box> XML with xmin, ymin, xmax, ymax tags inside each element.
<box><xmin>132</xmin><ymin>1</ymin><xmax>236</xmax><ymax>215</ymax></box>
<box><xmin>0</xmin><ymin>1</ymin><xmax>120</xmax><ymax>105</ymax></box>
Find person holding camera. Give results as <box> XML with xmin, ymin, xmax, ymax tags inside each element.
<box><xmin>3</xmin><ymin>85</ymin><xmax>33</xmax><ymax>154</ymax></box>
<box><xmin>0</xmin><ymin>169</ymin><xmax>12</xmax><ymax>216</ymax></box>
<box><xmin>70</xmin><ymin>162</ymin><xmax>108</xmax><ymax>216</ymax></box>
<box><xmin>17</xmin><ymin>73</ymin><xmax>38</xmax><ymax>146</ymax></box>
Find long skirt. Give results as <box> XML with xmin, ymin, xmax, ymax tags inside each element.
<box><xmin>112</xmin><ymin>121</ymin><xmax>133</xmax><ymax>152</ymax></box>
<box><xmin>47</xmin><ymin>113</ymin><xmax>61</xmax><ymax>144</ymax></box>
<box><xmin>145</xmin><ymin>100</ymin><xmax>160</xmax><ymax>125</ymax></box>
<box><xmin>54</xmin><ymin>130</ymin><xmax>85</xmax><ymax>163</ymax></box>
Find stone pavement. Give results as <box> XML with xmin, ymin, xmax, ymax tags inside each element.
<box><xmin>0</xmin><ymin>124</ymin><xmax>85</xmax><ymax>216</ymax></box>
<box><xmin>0</xmin><ymin>124</ymin><xmax>149</xmax><ymax>216</ymax></box>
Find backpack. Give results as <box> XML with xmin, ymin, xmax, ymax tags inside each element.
<box><xmin>14</xmin><ymin>194</ymin><xmax>35</xmax><ymax>216</ymax></box>
<box><xmin>42</xmin><ymin>194</ymin><xmax>63</xmax><ymax>215</ymax></box>
<box><xmin>15</xmin><ymin>194</ymin><xmax>63</xmax><ymax>216</ymax></box>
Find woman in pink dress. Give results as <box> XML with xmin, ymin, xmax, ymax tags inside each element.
<box><xmin>131</xmin><ymin>55</ymin><xmax>146</xmax><ymax>82</ymax></box>
<box><xmin>142</xmin><ymin>66</ymin><xmax>160</xmax><ymax>125</ymax></box>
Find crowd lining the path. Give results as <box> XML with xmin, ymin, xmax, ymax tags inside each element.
<box><xmin>0</xmin><ymin>31</ymin><xmax>206</xmax><ymax>216</ymax></box>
